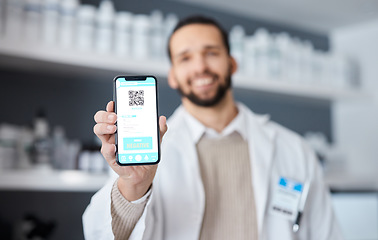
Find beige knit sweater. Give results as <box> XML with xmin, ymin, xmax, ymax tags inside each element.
<box><xmin>111</xmin><ymin>132</ymin><xmax>258</xmax><ymax>239</ymax></box>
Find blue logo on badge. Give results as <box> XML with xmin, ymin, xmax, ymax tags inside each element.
<box><xmin>279</xmin><ymin>177</ymin><xmax>287</xmax><ymax>187</ymax></box>
<box><xmin>293</xmin><ymin>184</ymin><xmax>303</xmax><ymax>192</ymax></box>
<box><xmin>279</xmin><ymin>177</ymin><xmax>303</xmax><ymax>192</ymax></box>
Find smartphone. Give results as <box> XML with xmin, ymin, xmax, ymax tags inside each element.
<box><xmin>113</xmin><ymin>75</ymin><xmax>160</xmax><ymax>166</ymax></box>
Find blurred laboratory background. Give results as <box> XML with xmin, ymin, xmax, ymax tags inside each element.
<box><xmin>0</xmin><ymin>0</ymin><xmax>377</xmax><ymax>239</ymax></box>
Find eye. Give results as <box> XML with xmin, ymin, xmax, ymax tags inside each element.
<box><xmin>206</xmin><ymin>51</ymin><xmax>219</xmax><ymax>56</ymax></box>
<box><xmin>178</xmin><ymin>55</ymin><xmax>190</xmax><ymax>63</ymax></box>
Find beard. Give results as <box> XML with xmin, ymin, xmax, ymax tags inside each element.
<box><xmin>176</xmin><ymin>69</ymin><xmax>232</xmax><ymax>107</ymax></box>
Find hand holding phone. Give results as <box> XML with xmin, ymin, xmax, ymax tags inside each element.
<box><xmin>93</xmin><ymin>75</ymin><xmax>167</xmax><ymax>201</ymax></box>
<box><xmin>114</xmin><ymin>75</ymin><xmax>161</xmax><ymax>166</ymax></box>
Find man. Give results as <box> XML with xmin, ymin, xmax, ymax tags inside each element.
<box><xmin>83</xmin><ymin>15</ymin><xmax>343</xmax><ymax>240</ymax></box>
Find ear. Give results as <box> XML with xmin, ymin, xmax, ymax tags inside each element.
<box><xmin>168</xmin><ymin>68</ymin><xmax>179</xmax><ymax>89</ymax></box>
<box><xmin>230</xmin><ymin>56</ymin><xmax>238</xmax><ymax>74</ymax></box>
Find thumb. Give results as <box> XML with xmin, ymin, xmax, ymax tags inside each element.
<box><xmin>159</xmin><ymin>116</ymin><xmax>167</xmax><ymax>142</ymax></box>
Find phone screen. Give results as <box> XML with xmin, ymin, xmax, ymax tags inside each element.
<box><xmin>114</xmin><ymin>76</ymin><xmax>160</xmax><ymax>165</ymax></box>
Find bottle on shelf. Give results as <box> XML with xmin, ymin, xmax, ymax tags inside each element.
<box><xmin>76</xmin><ymin>4</ymin><xmax>96</xmax><ymax>52</ymax></box>
<box><xmin>229</xmin><ymin>25</ymin><xmax>245</xmax><ymax>74</ymax></box>
<box><xmin>149</xmin><ymin>10</ymin><xmax>164</xmax><ymax>60</ymax></box>
<box><xmin>0</xmin><ymin>124</ymin><xmax>19</xmax><ymax>170</ymax></box>
<box><xmin>42</xmin><ymin>0</ymin><xmax>60</xmax><ymax>45</ymax></box>
<box><xmin>90</xmin><ymin>151</ymin><xmax>107</xmax><ymax>173</ymax></box>
<box><xmin>289</xmin><ymin>37</ymin><xmax>303</xmax><ymax>83</ymax></box>
<box><xmin>24</xmin><ymin>0</ymin><xmax>43</xmax><ymax>43</ymax></box>
<box><xmin>95</xmin><ymin>0</ymin><xmax>115</xmax><ymax>54</ymax></box>
<box><xmin>78</xmin><ymin>150</ymin><xmax>91</xmax><ymax>172</ymax></box>
<box><xmin>299</xmin><ymin>40</ymin><xmax>314</xmax><ymax>85</ymax></box>
<box><xmin>0</xmin><ymin>0</ymin><xmax>4</xmax><ymax>37</ymax></box>
<box><xmin>51</xmin><ymin>125</ymin><xmax>67</xmax><ymax>169</ymax></box>
<box><xmin>4</xmin><ymin>0</ymin><xmax>24</xmax><ymax>40</ymax></box>
<box><xmin>114</xmin><ymin>11</ymin><xmax>133</xmax><ymax>56</ymax></box>
<box><xmin>16</xmin><ymin>126</ymin><xmax>33</xmax><ymax>169</ymax></box>
<box><xmin>331</xmin><ymin>54</ymin><xmax>358</xmax><ymax>89</ymax></box>
<box><xmin>64</xmin><ymin>140</ymin><xmax>81</xmax><ymax>169</ymax></box>
<box><xmin>275</xmin><ymin>32</ymin><xmax>291</xmax><ymax>81</ymax></box>
<box><xmin>78</xmin><ymin>142</ymin><xmax>106</xmax><ymax>173</ymax></box>
<box><xmin>131</xmin><ymin>14</ymin><xmax>150</xmax><ymax>59</ymax></box>
<box><xmin>267</xmin><ymin>34</ymin><xmax>282</xmax><ymax>81</ymax></box>
<box><xmin>164</xmin><ymin>13</ymin><xmax>178</xmax><ymax>40</ymax></box>
<box><xmin>254</xmin><ymin>28</ymin><xmax>271</xmax><ymax>80</ymax></box>
<box><xmin>243</xmin><ymin>35</ymin><xmax>256</xmax><ymax>77</ymax></box>
<box><xmin>59</xmin><ymin>0</ymin><xmax>78</xmax><ymax>49</ymax></box>
<box><xmin>32</xmin><ymin>108</ymin><xmax>52</xmax><ymax>169</ymax></box>
<box><xmin>163</xmin><ymin>13</ymin><xmax>178</xmax><ymax>61</ymax></box>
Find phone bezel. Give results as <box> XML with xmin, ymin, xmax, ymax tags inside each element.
<box><xmin>113</xmin><ymin>75</ymin><xmax>161</xmax><ymax>166</ymax></box>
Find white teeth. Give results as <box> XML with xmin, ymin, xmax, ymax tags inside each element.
<box><xmin>193</xmin><ymin>78</ymin><xmax>213</xmax><ymax>87</ymax></box>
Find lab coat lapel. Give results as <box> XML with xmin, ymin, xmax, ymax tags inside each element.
<box><xmin>172</xmin><ymin>107</ymin><xmax>206</xmax><ymax>238</ymax></box>
<box><xmin>245</xmin><ymin>107</ymin><xmax>276</xmax><ymax>236</ymax></box>
<box><xmin>182</xmin><ymin>122</ymin><xmax>205</xmax><ymax>211</ymax></box>
<box><xmin>175</xmin><ymin>106</ymin><xmax>205</xmax><ymax>208</ymax></box>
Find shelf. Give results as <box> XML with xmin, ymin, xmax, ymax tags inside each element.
<box><xmin>0</xmin><ymin>38</ymin><xmax>170</xmax><ymax>77</ymax></box>
<box><xmin>2</xmin><ymin>167</ymin><xmax>376</xmax><ymax>193</ymax></box>
<box><xmin>0</xmin><ymin>37</ymin><xmax>368</xmax><ymax>101</ymax></box>
<box><xmin>0</xmin><ymin>168</ymin><xmax>109</xmax><ymax>192</ymax></box>
<box><xmin>325</xmin><ymin>169</ymin><xmax>378</xmax><ymax>192</ymax></box>
<box><xmin>233</xmin><ymin>74</ymin><xmax>366</xmax><ymax>101</ymax></box>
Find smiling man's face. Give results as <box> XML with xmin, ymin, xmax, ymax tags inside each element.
<box><xmin>168</xmin><ymin>24</ymin><xmax>236</xmax><ymax>107</ymax></box>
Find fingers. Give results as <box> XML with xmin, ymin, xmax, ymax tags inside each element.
<box><xmin>93</xmin><ymin>123</ymin><xmax>116</xmax><ymax>142</ymax></box>
<box><xmin>159</xmin><ymin>115</ymin><xmax>167</xmax><ymax>133</ymax></box>
<box><xmin>94</xmin><ymin>101</ymin><xmax>116</xmax><ymax>124</ymax></box>
<box><xmin>94</xmin><ymin>110</ymin><xmax>117</xmax><ymax>125</ymax></box>
<box><xmin>101</xmin><ymin>142</ymin><xmax>116</xmax><ymax>163</ymax></box>
<box><xmin>159</xmin><ymin>115</ymin><xmax>168</xmax><ymax>142</ymax></box>
<box><xmin>93</xmin><ymin>101</ymin><xmax>117</xmax><ymax>143</ymax></box>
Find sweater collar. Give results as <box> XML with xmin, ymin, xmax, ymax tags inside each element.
<box><xmin>183</xmin><ymin>103</ymin><xmax>248</xmax><ymax>144</ymax></box>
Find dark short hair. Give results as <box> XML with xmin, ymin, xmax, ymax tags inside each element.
<box><xmin>167</xmin><ymin>15</ymin><xmax>230</xmax><ymax>61</ymax></box>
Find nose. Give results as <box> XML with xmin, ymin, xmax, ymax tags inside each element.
<box><xmin>192</xmin><ymin>54</ymin><xmax>208</xmax><ymax>74</ymax></box>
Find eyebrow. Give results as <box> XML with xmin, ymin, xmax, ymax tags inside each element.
<box><xmin>174</xmin><ymin>45</ymin><xmax>222</xmax><ymax>60</ymax></box>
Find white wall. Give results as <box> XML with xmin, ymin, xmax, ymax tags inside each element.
<box><xmin>330</xmin><ymin>18</ymin><xmax>378</xmax><ymax>174</ymax></box>
<box><xmin>332</xmin><ymin>193</ymin><xmax>378</xmax><ymax>240</ymax></box>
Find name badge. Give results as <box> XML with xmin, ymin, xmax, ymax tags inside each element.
<box><xmin>269</xmin><ymin>177</ymin><xmax>303</xmax><ymax>221</ymax></box>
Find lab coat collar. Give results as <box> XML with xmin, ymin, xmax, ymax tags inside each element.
<box><xmin>182</xmin><ymin>103</ymin><xmax>249</xmax><ymax>143</ymax></box>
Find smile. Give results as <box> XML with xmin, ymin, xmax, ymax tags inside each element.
<box><xmin>192</xmin><ymin>77</ymin><xmax>214</xmax><ymax>87</ymax></box>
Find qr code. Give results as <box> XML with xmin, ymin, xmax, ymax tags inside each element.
<box><xmin>129</xmin><ymin>90</ymin><xmax>144</xmax><ymax>106</ymax></box>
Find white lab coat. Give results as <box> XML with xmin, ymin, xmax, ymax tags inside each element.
<box><xmin>83</xmin><ymin>103</ymin><xmax>343</xmax><ymax>240</ymax></box>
